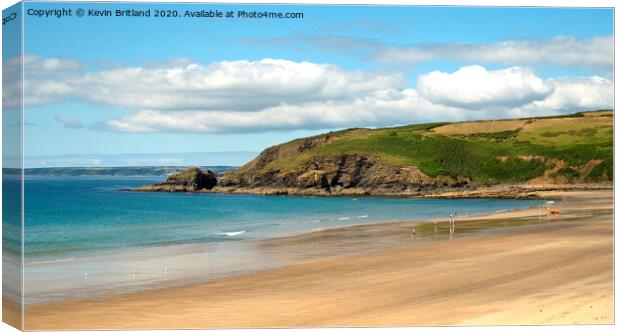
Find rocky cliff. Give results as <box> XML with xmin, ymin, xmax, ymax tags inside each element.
<box><xmin>216</xmin><ymin>151</ymin><xmax>449</xmax><ymax>195</ymax></box>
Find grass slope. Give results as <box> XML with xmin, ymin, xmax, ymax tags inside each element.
<box><xmin>252</xmin><ymin>110</ymin><xmax>613</xmax><ymax>185</ymax></box>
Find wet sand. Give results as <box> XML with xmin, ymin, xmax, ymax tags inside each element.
<box><xmin>24</xmin><ymin>190</ymin><xmax>613</xmax><ymax>329</ymax></box>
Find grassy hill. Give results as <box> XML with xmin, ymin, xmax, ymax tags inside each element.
<box><xmin>217</xmin><ymin>110</ymin><xmax>613</xmax><ymax>195</ymax></box>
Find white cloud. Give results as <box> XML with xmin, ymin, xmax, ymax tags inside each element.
<box><xmin>417</xmin><ymin>65</ymin><xmax>553</xmax><ymax>109</ymax></box>
<box><xmin>21</xmin><ymin>55</ymin><xmax>85</xmax><ymax>107</ymax></box>
<box><xmin>523</xmin><ymin>76</ymin><xmax>613</xmax><ymax>112</ymax></box>
<box><xmin>100</xmin><ymin>71</ymin><xmax>612</xmax><ymax>134</ymax></box>
<box><xmin>101</xmin><ymin>89</ymin><xmax>469</xmax><ymax>134</ymax></box>
<box><xmin>15</xmin><ymin>55</ymin><xmax>614</xmax><ymax>134</ymax></box>
<box><xmin>23</xmin><ymin>54</ymin><xmax>84</xmax><ymax>73</ymax></box>
<box><xmin>22</xmin><ymin>56</ymin><xmax>404</xmax><ymax>111</ymax></box>
<box><xmin>375</xmin><ymin>35</ymin><xmax>613</xmax><ymax>68</ymax></box>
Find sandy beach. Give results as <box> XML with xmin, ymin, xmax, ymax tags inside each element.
<box><xmin>23</xmin><ymin>190</ymin><xmax>613</xmax><ymax>329</ymax></box>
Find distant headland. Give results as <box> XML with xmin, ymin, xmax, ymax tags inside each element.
<box><xmin>133</xmin><ymin>110</ymin><xmax>613</xmax><ymax>198</ymax></box>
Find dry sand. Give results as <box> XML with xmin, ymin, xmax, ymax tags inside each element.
<box><xmin>23</xmin><ymin>190</ymin><xmax>614</xmax><ymax>330</ymax></box>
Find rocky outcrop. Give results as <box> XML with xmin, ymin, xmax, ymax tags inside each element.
<box><xmin>217</xmin><ymin>152</ymin><xmax>462</xmax><ymax>195</ymax></box>
<box><xmin>133</xmin><ymin>167</ymin><xmax>217</xmax><ymax>192</ymax></box>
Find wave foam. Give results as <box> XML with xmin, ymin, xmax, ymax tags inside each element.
<box><xmin>218</xmin><ymin>230</ymin><xmax>246</xmax><ymax>237</ymax></box>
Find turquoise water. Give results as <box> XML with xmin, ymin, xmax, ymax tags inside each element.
<box><xmin>19</xmin><ymin>176</ymin><xmax>544</xmax><ymax>303</ymax></box>
<box><xmin>24</xmin><ymin>176</ymin><xmax>539</xmax><ymax>263</ymax></box>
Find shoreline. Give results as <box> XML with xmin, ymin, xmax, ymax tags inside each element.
<box><xmin>22</xmin><ymin>189</ymin><xmax>613</xmax><ymax>329</ymax></box>
<box><xmin>22</xmin><ymin>196</ymin><xmax>540</xmax><ymax>306</ymax></box>
<box><xmin>137</xmin><ymin>182</ymin><xmax>613</xmax><ymax>199</ymax></box>
<box><xmin>24</xmin><ymin>194</ymin><xmax>543</xmax><ymax>266</ymax></box>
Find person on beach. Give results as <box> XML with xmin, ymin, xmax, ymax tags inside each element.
<box><xmin>449</xmin><ymin>214</ymin><xmax>455</xmax><ymax>239</ymax></box>
<box><xmin>411</xmin><ymin>228</ymin><xmax>416</xmax><ymax>240</ymax></box>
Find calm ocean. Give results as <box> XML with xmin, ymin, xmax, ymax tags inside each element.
<box><xmin>18</xmin><ymin>176</ymin><xmax>541</xmax><ymax>303</ymax></box>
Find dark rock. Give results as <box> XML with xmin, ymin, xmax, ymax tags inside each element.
<box><xmin>133</xmin><ymin>167</ymin><xmax>217</xmax><ymax>192</ymax></box>
<box><xmin>162</xmin><ymin>167</ymin><xmax>217</xmax><ymax>190</ymax></box>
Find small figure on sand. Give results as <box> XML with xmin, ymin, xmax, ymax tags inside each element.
<box><xmin>544</xmin><ymin>201</ymin><xmax>560</xmax><ymax>217</ymax></box>
<box><xmin>411</xmin><ymin>228</ymin><xmax>416</xmax><ymax>240</ymax></box>
<box><xmin>449</xmin><ymin>214</ymin><xmax>455</xmax><ymax>239</ymax></box>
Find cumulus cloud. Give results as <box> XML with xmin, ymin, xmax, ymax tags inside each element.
<box><xmin>16</xmin><ymin>54</ymin><xmax>614</xmax><ymax>134</ymax></box>
<box><xmin>523</xmin><ymin>76</ymin><xmax>613</xmax><ymax>112</ymax></box>
<box><xmin>375</xmin><ymin>35</ymin><xmax>613</xmax><ymax>68</ymax></box>
<box><xmin>101</xmin><ymin>73</ymin><xmax>612</xmax><ymax>134</ymax></box>
<box><xmin>21</xmin><ymin>55</ymin><xmax>85</xmax><ymax>107</ymax></box>
<box><xmin>100</xmin><ymin>89</ymin><xmax>469</xmax><ymax>134</ymax></box>
<box><xmin>417</xmin><ymin>66</ymin><xmax>553</xmax><ymax>109</ymax></box>
<box><xmin>21</xmin><ymin>55</ymin><xmax>404</xmax><ymax>111</ymax></box>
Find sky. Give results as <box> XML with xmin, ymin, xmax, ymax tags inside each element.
<box><xmin>10</xmin><ymin>2</ymin><xmax>614</xmax><ymax>167</ymax></box>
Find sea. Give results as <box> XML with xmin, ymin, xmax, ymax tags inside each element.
<box><xmin>12</xmin><ymin>176</ymin><xmax>541</xmax><ymax>303</ymax></box>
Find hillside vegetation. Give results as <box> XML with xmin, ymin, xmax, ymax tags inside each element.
<box><xmin>215</xmin><ymin>110</ymin><xmax>613</xmax><ymax>195</ymax></box>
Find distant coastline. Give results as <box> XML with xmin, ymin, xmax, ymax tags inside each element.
<box><xmin>4</xmin><ymin>166</ymin><xmax>238</xmax><ymax>177</ymax></box>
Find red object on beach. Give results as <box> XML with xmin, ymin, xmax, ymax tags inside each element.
<box><xmin>548</xmin><ymin>208</ymin><xmax>560</xmax><ymax>216</ymax></box>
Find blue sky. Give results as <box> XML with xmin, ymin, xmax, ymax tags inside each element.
<box><xmin>17</xmin><ymin>2</ymin><xmax>614</xmax><ymax>166</ymax></box>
